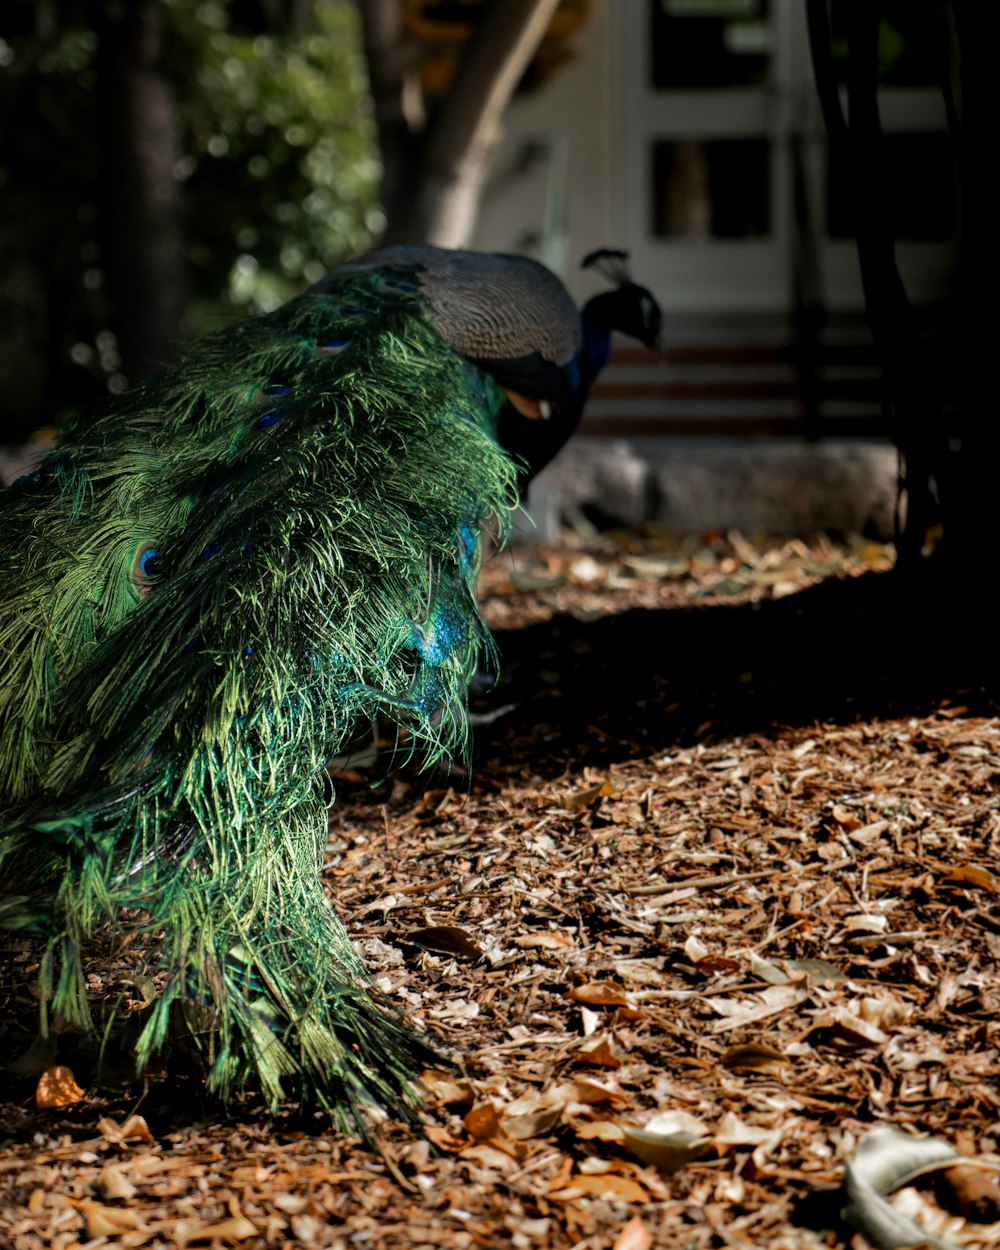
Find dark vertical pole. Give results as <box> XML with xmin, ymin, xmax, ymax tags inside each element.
<box><xmin>95</xmin><ymin>0</ymin><xmax>187</xmax><ymax>384</ymax></box>
<box><xmin>806</xmin><ymin>0</ymin><xmax>950</xmax><ymax>568</ymax></box>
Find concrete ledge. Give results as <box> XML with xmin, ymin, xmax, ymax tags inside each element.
<box><xmin>519</xmin><ymin>437</ymin><xmax>899</xmax><ymax>539</ymax></box>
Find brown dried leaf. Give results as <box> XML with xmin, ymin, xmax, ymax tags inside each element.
<box><xmin>939</xmin><ymin>864</ymin><xmax>998</xmax><ymax>891</ymax></box>
<box><xmin>503</xmin><ymin>1104</ymin><xmax>564</xmax><ymax>1141</ymax></box>
<box><xmin>419</xmin><ymin>1068</ymin><xmax>475</xmax><ymax>1107</ymax></box>
<box><xmin>563</xmin><ymin>779</ymin><xmax>614</xmax><ymax>811</ymax></box>
<box><xmin>465</xmin><ymin>1101</ymin><xmax>503</xmax><ymax>1140</ymax></box>
<box><xmin>402</xmin><ymin>925</ymin><xmax>483</xmax><ymax>958</ymax></box>
<box><xmin>35</xmin><ymin>1065</ymin><xmax>84</xmax><ymax>1109</ymax></box>
<box><xmin>567</xmin><ymin>981</ymin><xmax>630</xmax><ymax>1007</ymax></box>
<box><xmin>573</xmin><ymin>1035</ymin><xmax>625</xmax><ymax>1069</ymax></box>
<box><xmin>549</xmin><ymin>1172</ymin><xmax>652</xmax><ymax>1203</ymax></box>
<box><xmin>554</xmin><ymin>1077</ymin><xmax>630</xmax><ymax>1108</ymax></box>
<box><xmin>97</xmin><ymin>1163</ymin><xmax>137</xmax><ymax>1200</ymax></box>
<box><xmin>612</xmin><ymin>1214</ymin><xmax>653</xmax><ymax>1250</ymax></box>
<box><xmin>573</xmin><ymin>1119</ymin><xmax>627</xmax><ymax>1142</ymax></box>
<box><xmin>464</xmin><ymin>1101</ymin><xmax>527</xmax><ymax>1159</ymax></box>
<box><xmin>808</xmin><ymin>1007</ymin><xmax>889</xmax><ymax>1050</ymax></box>
<box><xmin>933</xmin><ymin>1164</ymin><xmax>1000</xmax><ymax>1222</ymax></box>
<box><xmin>71</xmin><ymin>1201</ymin><xmax>145</xmax><ymax>1238</ymax></box>
<box><xmin>513</xmin><ymin>932</ymin><xmax>574</xmax><ymax>950</ymax></box>
<box><xmin>721</xmin><ymin>1042</ymin><xmax>790</xmax><ymax>1074</ymax></box>
<box><xmin>98</xmin><ymin>1114</ymin><xmax>156</xmax><ymax>1145</ymax></box>
<box><xmin>422</xmin><ymin>1124</ymin><xmax>467</xmax><ymax>1152</ymax></box>
<box><xmin>620</xmin><ymin>1124</ymin><xmax>712</xmax><ymax>1173</ymax></box>
<box><xmin>174</xmin><ymin>1213</ymin><xmax>259</xmax><ymax>1245</ymax></box>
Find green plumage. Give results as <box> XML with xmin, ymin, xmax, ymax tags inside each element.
<box><xmin>0</xmin><ymin>270</ymin><xmax>517</xmax><ymax>1116</ymax></box>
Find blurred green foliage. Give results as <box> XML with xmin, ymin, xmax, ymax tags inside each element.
<box><xmin>167</xmin><ymin>0</ymin><xmax>380</xmax><ymax>317</ymax></box>
<box><xmin>0</xmin><ymin>0</ymin><xmax>378</xmax><ymax>427</ymax></box>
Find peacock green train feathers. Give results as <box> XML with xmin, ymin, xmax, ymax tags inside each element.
<box><xmin>0</xmin><ymin>269</ymin><xmax>518</xmax><ymax>1117</ymax></box>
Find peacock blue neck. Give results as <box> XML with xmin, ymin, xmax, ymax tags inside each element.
<box><xmin>581</xmin><ymin>318</ymin><xmax>612</xmax><ymax>386</ymax></box>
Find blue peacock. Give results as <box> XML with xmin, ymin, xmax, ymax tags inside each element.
<box><xmin>0</xmin><ymin>244</ymin><xmax>660</xmax><ymax>1120</ymax></box>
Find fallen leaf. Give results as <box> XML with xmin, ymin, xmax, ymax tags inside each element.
<box><xmin>175</xmin><ymin>1214</ymin><xmax>259</xmax><ymax>1245</ymax></box>
<box><xmin>707</xmin><ymin>983</ymin><xmax>808</xmax><ymax>1033</ymax></box>
<box><xmin>35</xmin><ymin>1065</ymin><xmax>84</xmax><ymax>1109</ymax></box>
<box><xmin>563</xmin><ymin>779</ymin><xmax>614</xmax><ymax>811</ymax></box>
<box><xmin>808</xmin><ymin>1007</ymin><xmax>889</xmax><ymax>1050</ymax></box>
<box><xmin>401</xmin><ymin>925</ymin><xmax>483</xmax><ymax>958</ymax></box>
<box><xmin>513</xmin><ymin>932</ymin><xmax>574</xmax><ymax>950</ymax></box>
<box><xmin>549</xmin><ymin>1172</ymin><xmax>651</xmax><ymax>1203</ymax></box>
<box><xmin>573</xmin><ymin>1035</ymin><xmax>625</xmax><ymax>1068</ymax></box>
<box><xmin>830</xmin><ymin>805</ymin><xmax>862</xmax><ymax>830</ymax></box>
<box><xmin>459</xmin><ymin>1142</ymin><xmax>519</xmax><ymax>1169</ymax></box>
<box><xmin>843</xmin><ymin>912</ymin><xmax>889</xmax><ymax>934</ymax></box>
<box><xmin>842</xmin><ymin>1126</ymin><xmax>965</xmax><ymax>1250</ymax></box>
<box><xmin>567</xmin><ymin>981</ymin><xmax>631</xmax><ymax>1007</ymax></box>
<box><xmin>464</xmin><ymin>1101</ymin><xmax>527</xmax><ymax>1159</ymax></box>
<box><xmin>98</xmin><ymin>1114</ymin><xmax>156</xmax><ymax>1145</ymax></box>
<box><xmin>555</xmin><ymin>1077</ymin><xmax>630</xmax><ymax>1107</ymax></box>
<box><xmin>939</xmin><ymin>864</ymin><xmax>998</xmax><ymax>892</ymax></box>
<box><xmin>612</xmin><ymin>1214</ymin><xmax>653</xmax><ymax>1250</ymax></box>
<box><xmin>573</xmin><ymin>1119</ymin><xmax>626</xmax><ymax>1142</ymax></box>
<box><xmin>721</xmin><ymin>1042</ymin><xmax>789</xmax><ymax>1074</ymax></box>
<box><xmin>932</xmin><ymin>1164</ymin><xmax>1000</xmax><ymax>1223</ymax></box>
<box><xmin>465</xmin><ymin>1101</ymin><xmax>502</xmax><ymax>1140</ymax></box>
<box><xmin>422</xmin><ymin>1124</ymin><xmax>467</xmax><ymax>1152</ymax></box>
<box><xmin>503</xmin><ymin>1104</ymin><xmax>564</xmax><ymax>1140</ymax></box>
<box><xmin>74</xmin><ymin>1202</ymin><xmax>145</xmax><ymax>1238</ymax></box>
<box><xmin>97</xmin><ymin>1164</ymin><xmax>137</xmax><ymax>1200</ymax></box>
<box><xmin>620</xmin><ymin>1124</ymin><xmax>711</xmax><ymax>1174</ymax></box>
<box><xmin>290</xmin><ymin>1212</ymin><xmax>324</xmax><ymax>1241</ymax></box>
<box><xmin>419</xmin><ymin>1068</ymin><xmax>475</xmax><ymax>1107</ymax></box>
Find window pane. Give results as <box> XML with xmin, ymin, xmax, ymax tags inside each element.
<box><xmin>651</xmin><ymin>0</ymin><xmax>771</xmax><ymax>89</ymax></box>
<box><xmin>826</xmin><ymin>133</ymin><xmax>955</xmax><ymax>240</ymax></box>
<box><xmin>652</xmin><ymin>139</ymin><xmax>770</xmax><ymax>238</ymax></box>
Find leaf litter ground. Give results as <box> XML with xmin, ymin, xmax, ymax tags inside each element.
<box><xmin>2</xmin><ymin>526</ymin><xmax>999</xmax><ymax>1249</ymax></box>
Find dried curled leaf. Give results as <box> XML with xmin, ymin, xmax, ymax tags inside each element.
<box><xmin>721</xmin><ymin>1042</ymin><xmax>789</xmax><ymax>1074</ymax></box>
<box><xmin>621</xmin><ymin>1112</ymin><xmax>713</xmax><ymax>1173</ymax></box>
<box><xmin>401</xmin><ymin>925</ymin><xmax>483</xmax><ymax>958</ymax></box>
<box><xmin>567</xmin><ymin>981</ymin><xmax>630</xmax><ymax>1007</ymax></box>
<box><xmin>98</xmin><ymin>1114</ymin><xmax>156</xmax><ymax>1145</ymax></box>
<box><xmin>842</xmin><ymin>1126</ymin><xmax>967</xmax><ymax>1250</ymax></box>
<box><xmin>35</xmin><ymin>1065</ymin><xmax>84</xmax><ymax>1109</ymax></box>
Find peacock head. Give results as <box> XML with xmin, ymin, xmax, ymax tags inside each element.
<box><xmin>581</xmin><ymin>249</ymin><xmax>662</xmax><ymax>352</ymax></box>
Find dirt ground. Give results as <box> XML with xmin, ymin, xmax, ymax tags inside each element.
<box><xmin>2</xmin><ymin>526</ymin><xmax>999</xmax><ymax>1249</ymax></box>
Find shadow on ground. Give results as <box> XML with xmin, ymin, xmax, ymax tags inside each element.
<box><xmin>472</xmin><ymin>569</ymin><xmax>998</xmax><ymax>782</ymax></box>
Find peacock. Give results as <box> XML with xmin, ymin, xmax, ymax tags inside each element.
<box><xmin>0</xmin><ymin>243</ymin><xmax>661</xmax><ymax>1121</ymax></box>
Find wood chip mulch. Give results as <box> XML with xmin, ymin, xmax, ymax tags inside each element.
<box><xmin>2</xmin><ymin>527</ymin><xmax>999</xmax><ymax>1249</ymax></box>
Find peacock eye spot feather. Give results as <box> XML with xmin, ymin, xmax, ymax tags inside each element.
<box><xmin>262</xmin><ymin>383</ymin><xmax>290</xmax><ymax>396</ymax></box>
<box><xmin>134</xmin><ymin>544</ymin><xmax>161</xmax><ymax>598</ymax></box>
<box><xmin>198</xmin><ymin>541</ymin><xmax>222</xmax><ymax>563</ymax></box>
<box><xmin>253</xmin><ymin>409</ymin><xmax>284</xmax><ymax>430</ymax></box>
<box><xmin>315</xmin><ymin>339</ymin><xmax>351</xmax><ymax>356</ymax></box>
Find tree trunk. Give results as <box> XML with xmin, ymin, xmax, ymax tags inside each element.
<box><xmin>363</xmin><ymin>0</ymin><xmax>563</xmax><ymax>248</ymax></box>
<box><xmin>95</xmin><ymin>0</ymin><xmax>187</xmax><ymax>384</ymax></box>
